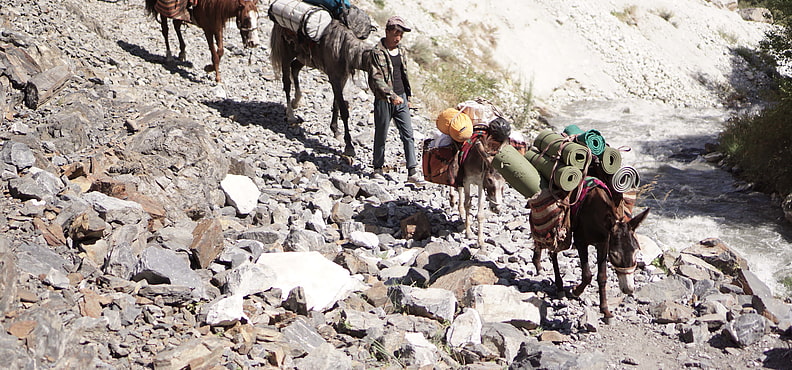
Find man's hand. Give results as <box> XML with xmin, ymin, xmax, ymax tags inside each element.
<box><xmin>391</xmin><ymin>96</ymin><xmax>404</xmax><ymax>105</ymax></box>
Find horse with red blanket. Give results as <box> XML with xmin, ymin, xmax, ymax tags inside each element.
<box><xmin>144</xmin><ymin>0</ymin><xmax>260</xmax><ymax>82</ymax></box>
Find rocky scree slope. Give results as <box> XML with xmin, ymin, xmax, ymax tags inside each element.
<box><xmin>0</xmin><ymin>0</ymin><xmax>791</xmax><ymax>369</ymax></box>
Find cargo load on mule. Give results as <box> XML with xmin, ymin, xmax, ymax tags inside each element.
<box><xmin>303</xmin><ymin>0</ymin><xmax>350</xmax><ymax>19</ymax></box>
<box><xmin>422</xmin><ymin>98</ymin><xmax>527</xmax><ymax>187</ymax></box>
<box><xmin>268</xmin><ymin>0</ymin><xmax>372</xmax><ymax>42</ymax></box>
<box><xmin>492</xmin><ymin>125</ymin><xmax>641</xmax><ymax>251</ymax></box>
<box><xmin>492</xmin><ymin>124</ymin><xmax>648</xmax><ymax>322</ymax></box>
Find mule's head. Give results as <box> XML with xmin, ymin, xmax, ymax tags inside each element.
<box><xmin>236</xmin><ymin>0</ymin><xmax>260</xmax><ymax>48</ymax></box>
<box><xmin>480</xmin><ymin>134</ymin><xmax>508</xmax><ymax>214</ymax></box>
<box><xmin>483</xmin><ymin>167</ymin><xmax>506</xmax><ymax>214</ymax></box>
<box><xmin>607</xmin><ymin>208</ymin><xmax>650</xmax><ymax>294</ymax></box>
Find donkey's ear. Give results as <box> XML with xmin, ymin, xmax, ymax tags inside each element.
<box><xmin>628</xmin><ymin>208</ymin><xmax>649</xmax><ymax>230</ymax></box>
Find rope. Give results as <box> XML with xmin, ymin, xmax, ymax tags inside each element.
<box><xmin>535</xmin><ymin>134</ymin><xmax>593</xmax><ymax>207</ymax></box>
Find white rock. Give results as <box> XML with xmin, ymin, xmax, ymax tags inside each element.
<box><xmin>636</xmin><ymin>234</ymin><xmax>662</xmax><ymax>267</ymax></box>
<box><xmin>349</xmin><ymin>231</ymin><xmax>380</xmax><ymax>249</ymax></box>
<box><xmin>220</xmin><ymin>174</ymin><xmax>261</xmax><ymax>215</ymax></box>
<box><xmin>255</xmin><ymin>251</ymin><xmax>365</xmax><ymax>312</ymax></box>
<box><xmin>446</xmin><ymin>308</ymin><xmax>483</xmax><ymax>347</ymax></box>
<box><xmin>205</xmin><ymin>294</ymin><xmax>249</xmax><ymax>326</ymax></box>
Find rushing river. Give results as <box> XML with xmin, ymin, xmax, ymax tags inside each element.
<box><xmin>546</xmin><ymin>99</ymin><xmax>792</xmax><ymax>298</ymax></box>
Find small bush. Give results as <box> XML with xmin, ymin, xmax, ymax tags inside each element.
<box><xmin>781</xmin><ymin>275</ymin><xmax>792</xmax><ymax>294</ymax></box>
<box><xmin>424</xmin><ymin>64</ymin><xmax>499</xmax><ymax>114</ymax></box>
<box><xmin>612</xmin><ymin>5</ymin><xmax>639</xmax><ymax>25</ymax></box>
<box><xmin>719</xmin><ymin>29</ymin><xmax>740</xmax><ymax>45</ymax></box>
<box><xmin>653</xmin><ymin>8</ymin><xmax>674</xmax><ymax>22</ymax></box>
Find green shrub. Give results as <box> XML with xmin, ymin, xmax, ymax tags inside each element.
<box><xmin>612</xmin><ymin>5</ymin><xmax>639</xmax><ymax>25</ymax></box>
<box><xmin>424</xmin><ymin>64</ymin><xmax>499</xmax><ymax>113</ymax></box>
<box><xmin>719</xmin><ymin>99</ymin><xmax>792</xmax><ymax>194</ymax></box>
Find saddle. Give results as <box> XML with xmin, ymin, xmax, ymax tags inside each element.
<box><xmin>529</xmin><ymin>189</ymin><xmax>572</xmax><ymax>252</ymax></box>
<box><xmin>155</xmin><ymin>0</ymin><xmax>193</xmax><ymax>22</ymax></box>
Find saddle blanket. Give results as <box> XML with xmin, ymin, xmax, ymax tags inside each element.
<box><xmin>529</xmin><ymin>189</ymin><xmax>571</xmax><ymax>252</ymax></box>
<box><xmin>156</xmin><ymin>0</ymin><xmax>191</xmax><ymax>22</ymax></box>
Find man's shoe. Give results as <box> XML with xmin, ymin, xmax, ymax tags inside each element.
<box><xmin>407</xmin><ymin>173</ymin><xmax>427</xmax><ymax>185</ymax></box>
<box><xmin>370</xmin><ymin>168</ymin><xmax>386</xmax><ymax>181</ymax></box>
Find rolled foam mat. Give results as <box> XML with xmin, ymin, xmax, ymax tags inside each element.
<box><xmin>525</xmin><ymin>150</ymin><xmax>583</xmax><ymax>192</ymax></box>
<box><xmin>493</xmin><ymin>145</ymin><xmax>544</xmax><ymax>198</ymax></box>
<box><xmin>578</xmin><ymin>129</ymin><xmax>606</xmax><ymax>156</ymax></box>
<box><xmin>563</xmin><ymin>124</ymin><xmax>584</xmax><ymax>136</ymax></box>
<box><xmin>564</xmin><ymin>125</ymin><xmax>606</xmax><ymax>155</ymax></box>
<box><xmin>533</xmin><ymin>130</ymin><xmax>590</xmax><ymax>170</ymax></box>
<box><xmin>611</xmin><ymin>166</ymin><xmax>640</xmax><ymax>193</ymax></box>
<box><xmin>598</xmin><ymin>146</ymin><xmax>622</xmax><ymax>175</ymax></box>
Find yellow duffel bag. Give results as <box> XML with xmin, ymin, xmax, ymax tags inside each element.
<box><xmin>436</xmin><ymin>108</ymin><xmax>473</xmax><ymax>142</ymax></box>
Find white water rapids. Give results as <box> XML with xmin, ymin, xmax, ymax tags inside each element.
<box><xmin>547</xmin><ymin>99</ymin><xmax>792</xmax><ymax>298</ymax></box>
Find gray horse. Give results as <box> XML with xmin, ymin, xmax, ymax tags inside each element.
<box><xmin>269</xmin><ymin>6</ymin><xmax>374</xmax><ymax>157</ymax></box>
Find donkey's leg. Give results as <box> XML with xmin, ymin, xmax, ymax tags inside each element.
<box><xmin>550</xmin><ymin>251</ymin><xmax>566</xmax><ymax>298</ymax></box>
<box><xmin>456</xmin><ymin>186</ymin><xmax>466</xmax><ymax>233</ymax></box>
<box><xmin>532</xmin><ymin>247</ymin><xmax>543</xmax><ymax>273</ymax></box>
<box><xmin>595</xmin><ymin>244</ymin><xmax>614</xmax><ymax>322</ymax></box>
<box><xmin>203</xmin><ymin>30</ymin><xmax>221</xmax><ymax>81</ymax></box>
<box><xmin>279</xmin><ymin>56</ymin><xmax>297</xmax><ymax>123</ymax></box>
<box><xmin>463</xmin><ymin>183</ymin><xmax>474</xmax><ymax>239</ymax></box>
<box><xmin>159</xmin><ymin>15</ymin><xmax>174</xmax><ymax>62</ymax></box>
<box><xmin>330</xmin><ymin>77</ymin><xmax>354</xmax><ymax>156</ymax></box>
<box><xmin>331</xmin><ymin>101</ymin><xmax>340</xmax><ymax>138</ymax></box>
<box><xmin>213</xmin><ymin>30</ymin><xmax>224</xmax><ymax>82</ymax></box>
<box><xmin>476</xmin><ymin>180</ymin><xmax>486</xmax><ymax>247</ymax></box>
<box><xmin>572</xmin><ymin>242</ymin><xmax>592</xmax><ymax>298</ymax></box>
<box><xmin>290</xmin><ymin>60</ymin><xmax>304</xmax><ymax>109</ymax></box>
<box><xmin>174</xmin><ymin>19</ymin><xmax>187</xmax><ymax>62</ymax></box>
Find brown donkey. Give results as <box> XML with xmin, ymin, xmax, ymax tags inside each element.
<box><xmin>533</xmin><ymin>182</ymin><xmax>649</xmax><ymax>324</ymax></box>
<box><xmin>453</xmin><ymin>127</ymin><xmax>508</xmax><ymax>247</ymax></box>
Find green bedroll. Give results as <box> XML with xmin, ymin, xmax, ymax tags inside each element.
<box><xmin>493</xmin><ymin>145</ymin><xmax>544</xmax><ymax>198</ymax></box>
<box><xmin>533</xmin><ymin>130</ymin><xmax>590</xmax><ymax>170</ymax></box>
<box><xmin>525</xmin><ymin>149</ymin><xmax>583</xmax><ymax>192</ymax></box>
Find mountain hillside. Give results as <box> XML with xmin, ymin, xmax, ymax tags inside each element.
<box><xmin>358</xmin><ymin>0</ymin><xmax>774</xmax><ymax>113</ymax></box>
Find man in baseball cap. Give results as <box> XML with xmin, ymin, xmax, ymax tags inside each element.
<box><xmin>386</xmin><ymin>15</ymin><xmax>411</xmax><ymax>32</ymax></box>
<box><xmin>367</xmin><ymin>15</ymin><xmax>425</xmax><ymax>184</ymax></box>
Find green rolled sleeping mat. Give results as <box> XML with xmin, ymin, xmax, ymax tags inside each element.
<box><xmin>611</xmin><ymin>166</ymin><xmax>640</xmax><ymax>193</ymax></box>
<box><xmin>493</xmin><ymin>145</ymin><xmax>544</xmax><ymax>198</ymax></box>
<box><xmin>564</xmin><ymin>125</ymin><xmax>606</xmax><ymax>156</ymax></box>
<box><xmin>598</xmin><ymin>146</ymin><xmax>622</xmax><ymax>175</ymax></box>
<box><xmin>533</xmin><ymin>130</ymin><xmax>590</xmax><ymax>170</ymax></box>
<box><xmin>525</xmin><ymin>149</ymin><xmax>583</xmax><ymax>192</ymax></box>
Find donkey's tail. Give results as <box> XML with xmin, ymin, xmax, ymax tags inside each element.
<box><xmin>269</xmin><ymin>24</ymin><xmax>285</xmax><ymax>79</ymax></box>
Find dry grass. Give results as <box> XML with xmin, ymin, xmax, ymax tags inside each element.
<box><xmin>612</xmin><ymin>5</ymin><xmax>639</xmax><ymax>26</ymax></box>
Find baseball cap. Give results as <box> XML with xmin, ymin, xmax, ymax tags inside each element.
<box><xmin>386</xmin><ymin>16</ymin><xmax>411</xmax><ymax>32</ymax></box>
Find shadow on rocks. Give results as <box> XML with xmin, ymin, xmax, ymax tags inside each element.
<box><xmin>116</xmin><ymin>40</ymin><xmax>201</xmax><ymax>83</ymax></box>
<box><xmin>203</xmin><ymin>98</ymin><xmax>360</xmax><ymax>174</ymax></box>
<box><xmin>762</xmin><ymin>345</ymin><xmax>792</xmax><ymax>369</ymax></box>
<box><xmin>355</xmin><ymin>200</ymin><xmax>455</xmax><ymax>240</ymax></box>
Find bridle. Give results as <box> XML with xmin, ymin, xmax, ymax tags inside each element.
<box><xmin>236</xmin><ymin>4</ymin><xmax>258</xmax><ymax>33</ymax></box>
<box><xmin>613</xmin><ymin>265</ymin><xmax>636</xmax><ymax>274</ymax></box>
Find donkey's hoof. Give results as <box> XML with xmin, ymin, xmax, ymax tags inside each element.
<box><xmin>343</xmin><ymin>146</ymin><xmax>355</xmax><ymax>157</ymax></box>
<box><xmin>602</xmin><ymin>316</ymin><xmax>613</xmax><ymax>325</ymax></box>
<box><xmin>556</xmin><ymin>290</ymin><xmax>567</xmax><ymax>299</ymax></box>
<box><xmin>178</xmin><ymin>52</ymin><xmax>187</xmax><ymax>62</ymax></box>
